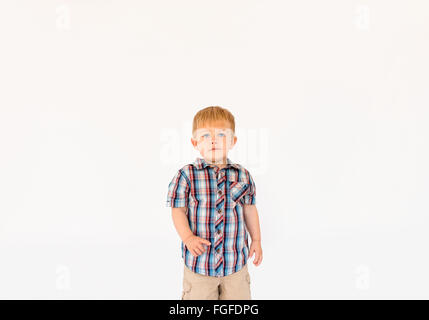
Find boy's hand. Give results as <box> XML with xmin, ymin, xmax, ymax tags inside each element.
<box><xmin>249</xmin><ymin>240</ymin><xmax>263</xmax><ymax>266</ymax></box>
<box><xmin>184</xmin><ymin>235</ymin><xmax>211</xmax><ymax>257</ymax></box>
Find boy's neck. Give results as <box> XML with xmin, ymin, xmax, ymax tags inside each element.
<box><xmin>204</xmin><ymin>157</ymin><xmax>227</xmax><ymax>169</ymax></box>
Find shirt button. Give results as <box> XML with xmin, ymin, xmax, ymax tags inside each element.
<box><xmin>217</xmin><ymin>229</ymin><xmax>222</xmax><ymax>235</ymax></box>
<box><xmin>218</xmin><ymin>190</ymin><xmax>222</xmax><ymax>196</ymax></box>
<box><xmin>217</xmin><ymin>208</ymin><xmax>222</xmax><ymax>213</ymax></box>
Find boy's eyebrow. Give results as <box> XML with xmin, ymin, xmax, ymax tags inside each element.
<box><xmin>196</xmin><ymin>130</ymin><xmax>228</xmax><ymax>136</ymax></box>
<box><xmin>195</xmin><ymin>130</ymin><xmax>209</xmax><ymax>135</ymax></box>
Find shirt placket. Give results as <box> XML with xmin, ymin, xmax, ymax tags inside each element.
<box><xmin>212</xmin><ymin>166</ymin><xmax>226</xmax><ymax>277</ymax></box>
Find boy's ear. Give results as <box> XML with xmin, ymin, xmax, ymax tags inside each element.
<box><xmin>190</xmin><ymin>137</ymin><xmax>198</xmax><ymax>149</ymax></box>
<box><xmin>229</xmin><ymin>135</ymin><xmax>237</xmax><ymax>150</ymax></box>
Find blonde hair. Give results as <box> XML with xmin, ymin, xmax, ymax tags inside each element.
<box><xmin>192</xmin><ymin>106</ymin><xmax>235</xmax><ymax>136</ymax></box>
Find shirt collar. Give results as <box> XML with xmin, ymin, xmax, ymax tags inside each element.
<box><xmin>192</xmin><ymin>157</ymin><xmax>240</xmax><ymax>170</ymax></box>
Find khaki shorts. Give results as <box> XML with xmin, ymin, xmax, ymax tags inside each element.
<box><xmin>181</xmin><ymin>264</ymin><xmax>251</xmax><ymax>300</ymax></box>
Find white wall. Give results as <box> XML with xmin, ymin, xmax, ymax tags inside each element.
<box><xmin>0</xmin><ymin>0</ymin><xmax>427</xmax><ymax>299</ymax></box>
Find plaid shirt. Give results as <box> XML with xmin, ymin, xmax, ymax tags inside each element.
<box><xmin>166</xmin><ymin>157</ymin><xmax>256</xmax><ymax>277</ymax></box>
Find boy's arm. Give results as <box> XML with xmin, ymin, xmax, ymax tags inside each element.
<box><xmin>243</xmin><ymin>204</ymin><xmax>261</xmax><ymax>242</ymax></box>
<box><xmin>171</xmin><ymin>207</ymin><xmax>194</xmax><ymax>242</ymax></box>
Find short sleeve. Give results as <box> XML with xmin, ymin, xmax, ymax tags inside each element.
<box><xmin>242</xmin><ymin>171</ymin><xmax>256</xmax><ymax>205</ymax></box>
<box><xmin>166</xmin><ymin>169</ymin><xmax>190</xmax><ymax>208</ymax></box>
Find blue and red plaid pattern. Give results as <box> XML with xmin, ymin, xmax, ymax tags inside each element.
<box><xmin>166</xmin><ymin>157</ymin><xmax>256</xmax><ymax>277</ymax></box>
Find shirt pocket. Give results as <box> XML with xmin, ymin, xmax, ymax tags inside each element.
<box><xmin>228</xmin><ymin>178</ymin><xmax>249</xmax><ymax>204</ymax></box>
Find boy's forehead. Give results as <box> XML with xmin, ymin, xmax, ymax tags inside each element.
<box><xmin>195</xmin><ymin>127</ymin><xmax>233</xmax><ymax>134</ymax></box>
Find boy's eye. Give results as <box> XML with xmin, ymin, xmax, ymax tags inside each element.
<box><xmin>200</xmin><ymin>132</ymin><xmax>226</xmax><ymax>139</ymax></box>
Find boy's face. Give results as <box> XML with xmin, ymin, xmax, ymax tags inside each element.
<box><xmin>191</xmin><ymin>122</ymin><xmax>237</xmax><ymax>164</ymax></box>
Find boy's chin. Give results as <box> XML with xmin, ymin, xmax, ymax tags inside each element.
<box><xmin>208</xmin><ymin>156</ymin><xmax>227</xmax><ymax>162</ymax></box>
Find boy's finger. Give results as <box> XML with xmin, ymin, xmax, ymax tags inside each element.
<box><xmin>255</xmin><ymin>253</ymin><xmax>262</xmax><ymax>265</ymax></box>
<box><xmin>253</xmin><ymin>254</ymin><xmax>259</xmax><ymax>265</ymax></box>
<box><xmin>199</xmin><ymin>239</ymin><xmax>211</xmax><ymax>246</ymax></box>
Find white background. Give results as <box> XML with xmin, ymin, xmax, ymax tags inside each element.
<box><xmin>0</xmin><ymin>0</ymin><xmax>428</xmax><ymax>299</ymax></box>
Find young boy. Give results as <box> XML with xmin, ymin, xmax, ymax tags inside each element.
<box><xmin>166</xmin><ymin>106</ymin><xmax>263</xmax><ymax>300</ymax></box>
